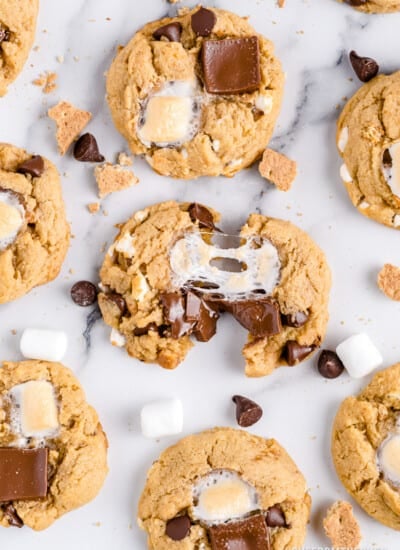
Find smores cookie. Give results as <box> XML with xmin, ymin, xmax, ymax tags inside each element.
<box><xmin>106</xmin><ymin>6</ymin><xmax>284</xmax><ymax>179</ymax></box>
<box><xmin>337</xmin><ymin>0</ymin><xmax>400</xmax><ymax>13</ymax></box>
<box><xmin>98</xmin><ymin>201</ymin><xmax>331</xmax><ymax>377</ymax></box>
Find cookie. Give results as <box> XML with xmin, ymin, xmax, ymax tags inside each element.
<box><xmin>98</xmin><ymin>201</ymin><xmax>331</xmax><ymax>377</ymax></box>
<box><xmin>0</xmin><ymin>143</ymin><xmax>70</xmax><ymax>303</ymax></box>
<box><xmin>138</xmin><ymin>427</ymin><xmax>311</xmax><ymax>549</ymax></box>
<box><xmin>0</xmin><ymin>0</ymin><xmax>39</xmax><ymax>96</ymax></box>
<box><xmin>337</xmin><ymin>72</ymin><xmax>400</xmax><ymax>230</ymax></box>
<box><xmin>0</xmin><ymin>360</ymin><xmax>108</xmax><ymax>531</ymax></box>
<box><xmin>332</xmin><ymin>364</ymin><xmax>400</xmax><ymax>530</ymax></box>
<box><xmin>337</xmin><ymin>0</ymin><xmax>400</xmax><ymax>13</ymax></box>
<box><xmin>106</xmin><ymin>7</ymin><xmax>284</xmax><ymax>179</ymax></box>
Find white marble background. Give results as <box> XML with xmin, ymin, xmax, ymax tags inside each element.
<box><xmin>1</xmin><ymin>0</ymin><xmax>400</xmax><ymax>548</ymax></box>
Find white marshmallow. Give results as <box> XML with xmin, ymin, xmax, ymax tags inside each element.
<box><xmin>110</xmin><ymin>328</ymin><xmax>126</xmax><ymax>347</ymax></box>
<box><xmin>20</xmin><ymin>329</ymin><xmax>68</xmax><ymax>362</ymax></box>
<box><xmin>338</xmin><ymin>127</ymin><xmax>349</xmax><ymax>153</ymax></box>
<box><xmin>336</xmin><ymin>333</ymin><xmax>383</xmax><ymax>379</ymax></box>
<box><xmin>394</xmin><ymin>214</ymin><xmax>400</xmax><ymax>228</ymax></box>
<box><xmin>378</xmin><ymin>433</ymin><xmax>400</xmax><ymax>486</ymax></box>
<box><xmin>340</xmin><ymin>163</ymin><xmax>352</xmax><ymax>183</ymax></box>
<box><xmin>140</xmin><ymin>398</ymin><xmax>183</xmax><ymax>439</ymax></box>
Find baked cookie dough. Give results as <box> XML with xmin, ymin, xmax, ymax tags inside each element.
<box><xmin>98</xmin><ymin>201</ymin><xmax>331</xmax><ymax>377</ymax></box>
<box><xmin>0</xmin><ymin>143</ymin><xmax>70</xmax><ymax>303</ymax></box>
<box><xmin>106</xmin><ymin>6</ymin><xmax>284</xmax><ymax>179</ymax></box>
<box><xmin>138</xmin><ymin>427</ymin><xmax>311</xmax><ymax>549</ymax></box>
<box><xmin>337</xmin><ymin>0</ymin><xmax>400</xmax><ymax>13</ymax></box>
<box><xmin>337</xmin><ymin>71</ymin><xmax>400</xmax><ymax>229</ymax></box>
<box><xmin>0</xmin><ymin>0</ymin><xmax>39</xmax><ymax>96</ymax></box>
<box><xmin>0</xmin><ymin>360</ymin><xmax>108</xmax><ymax>531</ymax></box>
<box><xmin>332</xmin><ymin>364</ymin><xmax>400</xmax><ymax>530</ymax></box>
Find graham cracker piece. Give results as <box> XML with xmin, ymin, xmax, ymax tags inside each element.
<box><xmin>87</xmin><ymin>202</ymin><xmax>100</xmax><ymax>214</ymax></box>
<box><xmin>259</xmin><ymin>148</ymin><xmax>297</xmax><ymax>191</ymax></box>
<box><xmin>323</xmin><ymin>501</ymin><xmax>361</xmax><ymax>550</ymax></box>
<box><xmin>278</xmin><ymin>0</ymin><xmax>286</xmax><ymax>6</ymax></box>
<box><xmin>377</xmin><ymin>263</ymin><xmax>400</xmax><ymax>301</ymax></box>
<box><xmin>33</xmin><ymin>71</ymin><xmax>57</xmax><ymax>94</ymax></box>
<box><xmin>94</xmin><ymin>163</ymin><xmax>139</xmax><ymax>199</ymax></box>
<box><xmin>117</xmin><ymin>152</ymin><xmax>133</xmax><ymax>167</ymax></box>
<box><xmin>48</xmin><ymin>101</ymin><xmax>92</xmax><ymax>155</ymax></box>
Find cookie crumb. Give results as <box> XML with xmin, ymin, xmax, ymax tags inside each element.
<box><xmin>377</xmin><ymin>263</ymin><xmax>400</xmax><ymax>301</ymax></box>
<box><xmin>259</xmin><ymin>149</ymin><xmax>297</xmax><ymax>191</ymax></box>
<box><xmin>33</xmin><ymin>71</ymin><xmax>57</xmax><ymax>94</ymax></box>
<box><xmin>87</xmin><ymin>202</ymin><xmax>100</xmax><ymax>214</ymax></box>
<box><xmin>323</xmin><ymin>501</ymin><xmax>361</xmax><ymax>550</ymax></box>
<box><xmin>117</xmin><ymin>152</ymin><xmax>133</xmax><ymax>167</ymax></box>
<box><xmin>278</xmin><ymin>0</ymin><xmax>285</xmax><ymax>6</ymax></box>
<box><xmin>48</xmin><ymin>101</ymin><xmax>92</xmax><ymax>155</ymax></box>
<box><xmin>94</xmin><ymin>163</ymin><xmax>139</xmax><ymax>198</ymax></box>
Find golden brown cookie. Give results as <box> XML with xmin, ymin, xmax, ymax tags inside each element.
<box><xmin>0</xmin><ymin>143</ymin><xmax>70</xmax><ymax>303</ymax></box>
<box><xmin>0</xmin><ymin>360</ymin><xmax>108</xmax><ymax>531</ymax></box>
<box><xmin>332</xmin><ymin>364</ymin><xmax>400</xmax><ymax>530</ymax></box>
<box><xmin>106</xmin><ymin>7</ymin><xmax>284</xmax><ymax>179</ymax></box>
<box><xmin>138</xmin><ymin>427</ymin><xmax>311</xmax><ymax>549</ymax></box>
<box><xmin>337</xmin><ymin>0</ymin><xmax>400</xmax><ymax>12</ymax></box>
<box><xmin>98</xmin><ymin>201</ymin><xmax>331</xmax><ymax>377</ymax></box>
<box><xmin>0</xmin><ymin>0</ymin><xmax>39</xmax><ymax>96</ymax></box>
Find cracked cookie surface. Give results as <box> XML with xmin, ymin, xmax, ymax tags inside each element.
<box><xmin>0</xmin><ymin>0</ymin><xmax>39</xmax><ymax>96</ymax></box>
<box><xmin>138</xmin><ymin>427</ymin><xmax>311</xmax><ymax>549</ymax></box>
<box><xmin>332</xmin><ymin>364</ymin><xmax>400</xmax><ymax>530</ymax></box>
<box><xmin>337</xmin><ymin>0</ymin><xmax>400</xmax><ymax>12</ymax></box>
<box><xmin>0</xmin><ymin>143</ymin><xmax>69</xmax><ymax>303</ymax></box>
<box><xmin>106</xmin><ymin>7</ymin><xmax>284</xmax><ymax>179</ymax></box>
<box><xmin>0</xmin><ymin>360</ymin><xmax>108</xmax><ymax>531</ymax></box>
<box><xmin>98</xmin><ymin>201</ymin><xmax>331</xmax><ymax>377</ymax></box>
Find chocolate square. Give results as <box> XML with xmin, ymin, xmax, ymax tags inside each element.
<box><xmin>0</xmin><ymin>447</ymin><xmax>48</xmax><ymax>502</ymax></box>
<box><xmin>209</xmin><ymin>513</ymin><xmax>271</xmax><ymax>550</ymax></box>
<box><xmin>201</xmin><ymin>37</ymin><xmax>261</xmax><ymax>95</ymax></box>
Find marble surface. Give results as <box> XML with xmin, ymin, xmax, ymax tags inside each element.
<box><xmin>1</xmin><ymin>0</ymin><xmax>400</xmax><ymax>548</ymax></box>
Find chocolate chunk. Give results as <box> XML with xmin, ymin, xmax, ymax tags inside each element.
<box><xmin>266</xmin><ymin>505</ymin><xmax>289</xmax><ymax>528</ymax></box>
<box><xmin>345</xmin><ymin>0</ymin><xmax>367</xmax><ymax>5</ymax></box>
<box><xmin>166</xmin><ymin>514</ymin><xmax>191</xmax><ymax>541</ymax></box>
<box><xmin>107</xmin><ymin>292</ymin><xmax>127</xmax><ymax>314</ymax></box>
<box><xmin>229</xmin><ymin>299</ymin><xmax>282</xmax><ymax>338</ymax></box>
<box><xmin>282</xmin><ymin>311</ymin><xmax>309</xmax><ymax>328</ymax></box>
<box><xmin>185</xmin><ymin>291</ymin><xmax>218</xmax><ymax>342</ymax></box>
<box><xmin>2</xmin><ymin>503</ymin><xmax>24</xmax><ymax>528</ymax></box>
<box><xmin>349</xmin><ymin>50</ymin><xmax>379</xmax><ymax>83</ymax></box>
<box><xmin>17</xmin><ymin>155</ymin><xmax>45</xmax><ymax>178</ymax></box>
<box><xmin>160</xmin><ymin>292</ymin><xmax>195</xmax><ymax>338</ymax></box>
<box><xmin>73</xmin><ymin>133</ymin><xmax>105</xmax><ymax>162</ymax></box>
<box><xmin>202</xmin><ymin>37</ymin><xmax>261</xmax><ymax>95</ymax></box>
<box><xmin>153</xmin><ymin>22</ymin><xmax>182</xmax><ymax>42</ymax></box>
<box><xmin>383</xmin><ymin>149</ymin><xmax>392</xmax><ymax>168</ymax></box>
<box><xmin>133</xmin><ymin>323</ymin><xmax>158</xmax><ymax>336</ymax></box>
<box><xmin>284</xmin><ymin>341</ymin><xmax>315</xmax><ymax>366</ymax></box>
<box><xmin>209</xmin><ymin>513</ymin><xmax>271</xmax><ymax>550</ymax></box>
<box><xmin>0</xmin><ymin>448</ymin><xmax>48</xmax><ymax>502</ymax></box>
<box><xmin>318</xmin><ymin>350</ymin><xmax>344</xmax><ymax>379</ymax></box>
<box><xmin>0</xmin><ymin>28</ymin><xmax>10</xmax><ymax>43</ymax></box>
<box><xmin>232</xmin><ymin>395</ymin><xmax>263</xmax><ymax>427</ymax></box>
<box><xmin>71</xmin><ymin>281</ymin><xmax>98</xmax><ymax>306</ymax></box>
<box><xmin>191</xmin><ymin>7</ymin><xmax>216</xmax><ymax>37</ymax></box>
<box><xmin>188</xmin><ymin>203</ymin><xmax>216</xmax><ymax>230</ymax></box>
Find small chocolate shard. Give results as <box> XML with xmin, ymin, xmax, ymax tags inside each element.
<box><xmin>188</xmin><ymin>203</ymin><xmax>216</xmax><ymax>230</ymax></box>
<box><xmin>232</xmin><ymin>395</ymin><xmax>263</xmax><ymax>427</ymax></box>
<box><xmin>284</xmin><ymin>341</ymin><xmax>315</xmax><ymax>366</ymax></box>
<box><xmin>209</xmin><ymin>513</ymin><xmax>271</xmax><ymax>550</ymax></box>
<box><xmin>266</xmin><ymin>505</ymin><xmax>290</xmax><ymax>528</ymax></box>
<box><xmin>191</xmin><ymin>7</ymin><xmax>216</xmax><ymax>37</ymax></box>
<box><xmin>345</xmin><ymin>0</ymin><xmax>367</xmax><ymax>5</ymax></box>
<box><xmin>383</xmin><ymin>149</ymin><xmax>392</xmax><ymax>168</ymax></box>
<box><xmin>17</xmin><ymin>155</ymin><xmax>45</xmax><ymax>178</ymax></box>
<box><xmin>0</xmin><ymin>28</ymin><xmax>10</xmax><ymax>43</ymax></box>
<box><xmin>166</xmin><ymin>514</ymin><xmax>191</xmax><ymax>541</ymax></box>
<box><xmin>349</xmin><ymin>50</ymin><xmax>379</xmax><ymax>83</ymax></box>
<box><xmin>282</xmin><ymin>311</ymin><xmax>309</xmax><ymax>328</ymax></box>
<box><xmin>73</xmin><ymin>133</ymin><xmax>105</xmax><ymax>162</ymax></box>
<box><xmin>228</xmin><ymin>299</ymin><xmax>282</xmax><ymax>338</ymax></box>
<box><xmin>107</xmin><ymin>292</ymin><xmax>127</xmax><ymax>314</ymax></box>
<box><xmin>133</xmin><ymin>323</ymin><xmax>158</xmax><ymax>337</ymax></box>
<box><xmin>185</xmin><ymin>291</ymin><xmax>218</xmax><ymax>342</ymax></box>
<box><xmin>2</xmin><ymin>503</ymin><xmax>24</xmax><ymax>528</ymax></box>
<box><xmin>160</xmin><ymin>292</ymin><xmax>195</xmax><ymax>338</ymax></box>
<box><xmin>153</xmin><ymin>22</ymin><xmax>182</xmax><ymax>42</ymax></box>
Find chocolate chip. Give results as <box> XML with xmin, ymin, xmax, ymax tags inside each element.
<box><xmin>345</xmin><ymin>0</ymin><xmax>367</xmax><ymax>5</ymax></box>
<box><xmin>209</xmin><ymin>513</ymin><xmax>271</xmax><ymax>550</ymax></box>
<box><xmin>153</xmin><ymin>22</ymin><xmax>182</xmax><ymax>42</ymax></box>
<box><xmin>383</xmin><ymin>149</ymin><xmax>393</xmax><ymax>168</ymax></box>
<box><xmin>349</xmin><ymin>50</ymin><xmax>379</xmax><ymax>83</ymax></box>
<box><xmin>2</xmin><ymin>503</ymin><xmax>23</xmax><ymax>528</ymax></box>
<box><xmin>318</xmin><ymin>350</ymin><xmax>344</xmax><ymax>379</ymax></box>
<box><xmin>133</xmin><ymin>323</ymin><xmax>158</xmax><ymax>336</ymax></box>
<box><xmin>17</xmin><ymin>155</ymin><xmax>45</xmax><ymax>178</ymax></box>
<box><xmin>0</xmin><ymin>28</ymin><xmax>10</xmax><ymax>43</ymax></box>
<box><xmin>160</xmin><ymin>292</ymin><xmax>195</xmax><ymax>338</ymax></box>
<box><xmin>107</xmin><ymin>292</ymin><xmax>127</xmax><ymax>314</ymax></box>
<box><xmin>282</xmin><ymin>311</ymin><xmax>309</xmax><ymax>328</ymax></box>
<box><xmin>188</xmin><ymin>203</ymin><xmax>216</xmax><ymax>230</ymax></box>
<box><xmin>228</xmin><ymin>299</ymin><xmax>282</xmax><ymax>338</ymax></box>
<box><xmin>71</xmin><ymin>281</ymin><xmax>98</xmax><ymax>307</ymax></box>
<box><xmin>202</xmin><ymin>37</ymin><xmax>261</xmax><ymax>95</ymax></box>
<box><xmin>232</xmin><ymin>395</ymin><xmax>263</xmax><ymax>427</ymax></box>
<box><xmin>266</xmin><ymin>505</ymin><xmax>289</xmax><ymax>528</ymax></box>
<box><xmin>166</xmin><ymin>514</ymin><xmax>191</xmax><ymax>541</ymax></box>
<box><xmin>73</xmin><ymin>133</ymin><xmax>105</xmax><ymax>163</ymax></box>
<box><xmin>191</xmin><ymin>7</ymin><xmax>216</xmax><ymax>37</ymax></box>
<box><xmin>284</xmin><ymin>341</ymin><xmax>315</xmax><ymax>366</ymax></box>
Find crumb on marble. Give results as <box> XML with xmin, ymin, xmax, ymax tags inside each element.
<box><xmin>94</xmin><ymin>163</ymin><xmax>139</xmax><ymax>199</ymax></box>
<box><xmin>87</xmin><ymin>202</ymin><xmax>100</xmax><ymax>214</ymax></box>
<box><xmin>117</xmin><ymin>152</ymin><xmax>133</xmax><ymax>167</ymax></box>
<box><xmin>33</xmin><ymin>71</ymin><xmax>57</xmax><ymax>94</ymax></box>
<box><xmin>278</xmin><ymin>0</ymin><xmax>285</xmax><ymax>6</ymax></box>
<box><xmin>259</xmin><ymin>148</ymin><xmax>297</xmax><ymax>191</ymax></box>
<box><xmin>323</xmin><ymin>501</ymin><xmax>361</xmax><ymax>550</ymax></box>
<box><xmin>377</xmin><ymin>263</ymin><xmax>400</xmax><ymax>301</ymax></box>
<box><xmin>48</xmin><ymin>101</ymin><xmax>92</xmax><ymax>155</ymax></box>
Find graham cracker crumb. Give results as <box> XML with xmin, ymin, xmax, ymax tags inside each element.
<box><xmin>323</xmin><ymin>501</ymin><xmax>361</xmax><ymax>550</ymax></box>
<box><xmin>94</xmin><ymin>163</ymin><xmax>139</xmax><ymax>199</ymax></box>
<box><xmin>87</xmin><ymin>202</ymin><xmax>100</xmax><ymax>214</ymax></box>
<box><xmin>377</xmin><ymin>263</ymin><xmax>400</xmax><ymax>301</ymax></box>
<box><xmin>33</xmin><ymin>71</ymin><xmax>57</xmax><ymax>94</ymax></box>
<box><xmin>259</xmin><ymin>148</ymin><xmax>297</xmax><ymax>191</ymax></box>
<box><xmin>117</xmin><ymin>152</ymin><xmax>133</xmax><ymax>167</ymax></box>
<box><xmin>48</xmin><ymin>101</ymin><xmax>92</xmax><ymax>155</ymax></box>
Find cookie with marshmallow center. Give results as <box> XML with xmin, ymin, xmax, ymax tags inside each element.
<box><xmin>332</xmin><ymin>363</ymin><xmax>400</xmax><ymax>530</ymax></box>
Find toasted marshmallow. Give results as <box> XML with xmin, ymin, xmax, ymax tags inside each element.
<box><xmin>138</xmin><ymin>81</ymin><xmax>201</xmax><ymax>147</ymax></box>
<box><xmin>378</xmin><ymin>432</ymin><xmax>400</xmax><ymax>486</ymax></box>
<box><xmin>0</xmin><ymin>189</ymin><xmax>25</xmax><ymax>251</ymax></box>
<box><xmin>338</xmin><ymin>127</ymin><xmax>349</xmax><ymax>153</ymax></box>
<box><xmin>192</xmin><ymin>470</ymin><xmax>259</xmax><ymax>524</ymax></box>
<box><xmin>382</xmin><ymin>143</ymin><xmax>400</xmax><ymax>199</ymax></box>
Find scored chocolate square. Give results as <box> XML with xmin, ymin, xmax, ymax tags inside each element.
<box><xmin>209</xmin><ymin>513</ymin><xmax>271</xmax><ymax>550</ymax></box>
<box><xmin>201</xmin><ymin>36</ymin><xmax>261</xmax><ymax>95</ymax></box>
<box><xmin>0</xmin><ymin>447</ymin><xmax>48</xmax><ymax>502</ymax></box>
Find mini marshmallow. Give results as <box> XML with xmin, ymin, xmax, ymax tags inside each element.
<box><xmin>338</xmin><ymin>127</ymin><xmax>349</xmax><ymax>153</ymax></box>
<box><xmin>140</xmin><ymin>398</ymin><xmax>183</xmax><ymax>439</ymax></box>
<box><xmin>20</xmin><ymin>329</ymin><xmax>68</xmax><ymax>362</ymax></box>
<box><xmin>340</xmin><ymin>163</ymin><xmax>352</xmax><ymax>183</ymax></box>
<box><xmin>382</xmin><ymin>143</ymin><xmax>400</xmax><ymax>199</ymax></box>
<box><xmin>336</xmin><ymin>333</ymin><xmax>383</xmax><ymax>379</ymax></box>
<box><xmin>110</xmin><ymin>328</ymin><xmax>126</xmax><ymax>347</ymax></box>
<box><xmin>378</xmin><ymin>433</ymin><xmax>400</xmax><ymax>486</ymax></box>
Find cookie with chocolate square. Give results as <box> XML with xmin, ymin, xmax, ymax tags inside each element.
<box><xmin>0</xmin><ymin>360</ymin><xmax>108</xmax><ymax>531</ymax></box>
<box><xmin>0</xmin><ymin>143</ymin><xmax>70</xmax><ymax>303</ymax></box>
<box><xmin>0</xmin><ymin>0</ymin><xmax>39</xmax><ymax>96</ymax></box>
<box><xmin>106</xmin><ymin>7</ymin><xmax>284</xmax><ymax>179</ymax></box>
<box><xmin>337</xmin><ymin>0</ymin><xmax>400</xmax><ymax>13</ymax></box>
<box><xmin>138</xmin><ymin>427</ymin><xmax>311</xmax><ymax>549</ymax></box>
<box><xmin>98</xmin><ymin>201</ymin><xmax>331</xmax><ymax>377</ymax></box>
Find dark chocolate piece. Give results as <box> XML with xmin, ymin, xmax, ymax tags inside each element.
<box><xmin>73</xmin><ymin>133</ymin><xmax>105</xmax><ymax>162</ymax></box>
<box><xmin>349</xmin><ymin>50</ymin><xmax>379</xmax><ymax>83</ymax></box>
<box><xmin>284</xmin><ymin>341</ymin><xmax>315</xmax><ymax>366</ymax></box>
<box><xmin>133</xmin><ymin>323</ymin><xmax>158</xmax><ymax>336</ymax></box>
<box><xmin>317</xmin><ymin>350</ymin><xmax>344</xmax><ymax>379</ymax></box>
<box><xmin>0</xmin><ymin>28</ymin><xmax>10</xmax><ymax>43</ymax></box>
<box><xmin>0</xmin><ymin>448</ymin><xmax>48</xmax><ymax>502</ymax></box>
<box><xmin>106</xmin><ymin>292</ymin><xmax>127</xmax><ymax>314</ymax></box>
<box><xmin>188</xmin><ymin>203</ymin><xmax>216</xmax><ymax>230</ymax></box>
<box><xmin>166</xmin><ymin>514</ymin><xmax>191</xmax><ymax>541</ymax></box>
<box><xmin>383</xmin><ymin>149</ymin><xmax>392</xmax><ymax>168</ymax></box>
<box><xmin>17</xmin><ymin>156</ymin><xmax>45</xmax><ymax>178</ymax></box>
<box><xmin>209</xmin><ymin>513</ymin><xmax>271</xmax><ymax>550</ymax></box>
<box><xmin>2</xmin><ymin>503</ymin><xmax>24</xmax><ymax>528</ymax></box>
<box><xmin>160</xmin><ymin>292</ymin><xmax>195</xmax><ymax>338</ymax></box>
<box><xmin>153</xmin><ymin>22</ymin><xmax>182</xmax><ymax>42</ymax></box>
<box><xmin>266</xmin><ymin>505</ymin><xmax>290</xmax><ymax>528</ymax></box>
<box><xmin>232</xmin><ymin>395</ymin><xmax>263</xmax><ymax>427</ymax></box>
<box><xmin>191</xmin><ymin>7</ymin><xmax>216</xmax><ymax>37</ymax></box>
<box><xmin>71</xmin><ymin>281</ymin><xmax>98</xmax><ymax>307</ymax></box>
<box><xmin>228</xmin><ymin>299</ymin><xmax>282</xmax><ymax>338</ymax></box>
<box><xmin>345</xmin><ymin>0</ymin><xmax>367</xmax><ymax>5</ymax></box>
<box><xmin>282</xmin><ymin>311</ymin><xmax>309</xmax><ymax>328</ymax></box>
